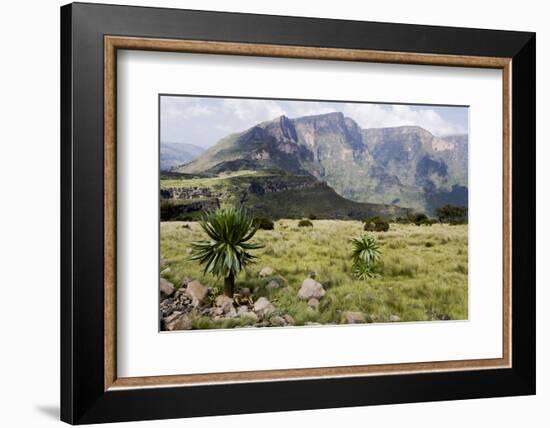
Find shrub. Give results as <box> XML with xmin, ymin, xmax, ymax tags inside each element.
<box><xmin>298</xmin><ymin>219</ymin><xmax>313</xmax><ymax>227</ymax></box>
<box><xmin>374</xmin><ymin>221</ymin><xmax>390</xmax><ymax>232</ymax></box>
<box><xmin>435</xmin><ymin>204</ymin><xmax>468</xmax><ymax>224</ymax></box>
<box><xmin>254</xmin><ymin>217</ymin><xmax>274</xmax><ymax>230</ymax></box>
<box><xmin>363</xmin><ymin>217</ymin><xmax>390</xmax><ymax>232</ymax></box>
<box><xmin>350</xmin><ymin>234</ymin><xmax>381</xmax><ymax>279</ymax></box>
<box><xmin>307</xmin><ymin>213</ymin><xmax>317</xmax><ymax>220</ymax></box>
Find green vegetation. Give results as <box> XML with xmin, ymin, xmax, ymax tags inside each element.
<box><xmin>159</xmin><ymin>170</ymin><xmax>411</xmax><ymax>221</ymax></box>
<box><xmin>298</xmin><ymin>219</ymin><xmax>313</xmax><ymax>227</ymax></box>
<box><xmin>435</xmin><ymin>204</ymin><xmax>468</xmax><ymax>224</ymax></box>
<box><xmin>350</xmin><ymin>234</ymin><xmax>381</xmax><ymax>279</ymax></box>
<box><xmin>189</xmin><ymin>208</ymin><xmax>263</xmax><ymax>297</ymax></box>
<box><xmin>254</xmin><ymin>217</ymin><xmax>275</xmax><ymax>230</ymax></box>
<box><xmin>363</xmin><ymin>216</ymin><xmax>390</xmax><ymax>232</ymax></box>
<box><xmin>162</xmin><ymin>221</ymin><xmax>468</xmax><ymax>325</ymax></box>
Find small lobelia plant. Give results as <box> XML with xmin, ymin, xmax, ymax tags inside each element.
<box><xmin>190</xmin><ymin>207</ymin><xmax>263</xmax><ymax>297</ymax></box>
<box><xmin>350</xmin><ymin>234</ymin><xmax>381</xmax><ymax>279</ymax></box>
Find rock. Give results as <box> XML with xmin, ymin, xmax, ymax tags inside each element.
<box><xmin>389</xmin><ymin>315</ymin><xmax>401</xmax><ymax>322</ymax></box>
<box><xmin>160</xmin><ymin>278</ymin><xmax>175</xmax><ymax>299</ymax></box>
<box><xmin>297</xmin><ymin>278</ymin><xmax>326</xmax><ymax>300</ymax></box>
<box><xmin>239</xmin><ymin>287</ymin><xmax>251</xmax><ymax>297</ymax></box>
<box><xmin>241</xmin><ymin>311</ymin><xmax>258</xmax><ymax>322</ymax></box>
<box><xmin>253</xmin><ymin>297</ymin><xmax>275</xmax><ymax>318</ymax></box>
<box><xmin>266</xmin><ymin>280</ymin><xmax>280</xmax><ymax>290</ymax></box>
<box><xmin>172</xmin><ymin>315</ymin><xmax>192</xmax><ymax>330</ymax></box>
<box><xmin>342</xmin><ymin>311</ymin><xmax>366</xmax><ymax>324</ymax></box>
<box><xmin>160</xmin><ymin>298</ymin><xmax>175</xmax><ymax>317</ymax></box>
<box><xmin>160</xmin><ymin>267</ymin><xmax>171</xmax><ymax>275</ymax></box>
<box><xmin>215</xmin><ymin>295</ymin><xmax>234</xmax><ymax>314</ymax></box>
<box><xmin>226</xmin><ymin>306</ymin><xmax>238</xmax><ymax>318</ymax></box>
<box><xmin>210</xmin><ymin>307</ymin><xmax>224</xmax><ymax>317</ymax></box>
<box><xmin>186</xmin><ymin>280</ymin><xmax>208</xmax><ymax>306</ymax></box>
<box><xmin>259</xmin><ymin>267</ymin><xmax>275</xmax><ymax>278</ymax></box>
<box><xmin>179</xmin><ymin>277</ymin><xmax>192</xmax><ymax>288</ymax></box>
<box><xmin>307</xmin><ymin>298</ymin><xmax>320</xmax><ymax>309</ymax></box>
<box><xmin>163</xmin><ymin>311</ymin><xmax>182</xmax><ymax>330</ymax></box>
<box><xmin>269</xmin><ymin>316</ymin><xmax>286</xmax><ymax>327</ymax></box>
<box><xmin>283</xmin><ymin>314</ymin><xmax>295</xmax><ymax>325</ymax></box>
<box><xmin>237</xmin><ymin>305</ymin><xmax>249</xmax><ymax>315</ymax></box>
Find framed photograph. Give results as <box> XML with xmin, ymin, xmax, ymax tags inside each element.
<box><xmin>61</xmin><ymin>2</ymin><xmax>535</xmax><ymax>424</ymax></box>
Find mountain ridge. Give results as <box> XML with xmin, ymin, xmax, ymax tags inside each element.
<box><xmin>176</xmin><ymin>111</ymin><xmax>468</xmax><ymax>214</ymax></box>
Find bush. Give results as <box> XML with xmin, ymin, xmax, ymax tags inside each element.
<box><xmin>374</xmin><ymin>221</ymin><xmax>390</xmax><ymax>232</ymax></box>
<box><xmin>435</xmin><ymin>204</ymin><xmax>468</xmax><ymax>224</ymax></box>
<box><xmin>363</xmin><ymin>217</ymin><xmax>390</xmax><ymax>232</ymax></box>
<box><xmin>254</xmin><ymin>217</ymin><xmax>274</xmax><ymax>230</ymax></box>
<box><xmin>298</xmin><ymin>219</ymin><xmax>313</xmax><ymax>227</ymax></box>
<box><xmin>307</xmin><ymin>213</ymin><xmax>317</xmax><ymax>220</ymax></box>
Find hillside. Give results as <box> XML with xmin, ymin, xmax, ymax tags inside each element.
<box><xmin>177</xmin><ymin>112</ymin><xmax>468</xmax><ymax>213</ymax></box>
<box><xmin>160</xmin><ymin>170</ymin><xmax>411</xmax><ymax>221</ymax></box>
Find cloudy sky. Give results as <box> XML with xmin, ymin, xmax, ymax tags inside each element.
<box><xmin>160</xmin><ymin>95</ymin><xmax>468</xmax><ymax>149</ymax></box>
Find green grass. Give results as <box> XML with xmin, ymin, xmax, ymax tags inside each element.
<box><xmin>160</xmin><ymin>221</ymin><xmax>468</xmax><ymax>327</ymax></box>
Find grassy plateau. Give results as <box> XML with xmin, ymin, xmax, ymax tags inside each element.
<box><xmin>160</xmin><ymin>220</ymin><xmax>468</xmax><ymax>328</ymax></box>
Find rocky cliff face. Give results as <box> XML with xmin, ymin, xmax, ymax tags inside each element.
<box><xmin>178</xmin><ymin>112</ymin><xmax>468</xmax><ymax>214</ymax></box>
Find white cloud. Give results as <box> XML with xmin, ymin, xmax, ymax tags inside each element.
<box><xmin>341</xmin><ymin>103</ymin><xmax>465</xmax><ymax>136</ymax></box>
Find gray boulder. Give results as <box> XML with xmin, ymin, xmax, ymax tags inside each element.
<box><xmin>253</xmin><ymin>297</ymin><xmax>275</xmax><ymax>318</ymax></box>
<box><xmin>186</xmin><ymin>280</ymin><xmax>208</xmax><ymax>306</ymax></box>
<box><xmin>160</xmin><ymin>278</ymin><xmax>175</xmax><ymax>299</ymax></box>
<box><xmin>259</xmin><ymin>267</ymin><xmax>275</xmax><ymax>278</ymax></box>
<box><xmin>342</xmin><ymin>311</ymin><xmax>366</xmax><ymax>324</ymax></box>
<box><xmin>215</xmin><ymin>295</ymin><xmax>234</xmax><ymax>314</ymax></box>
<box><xmin>298</xmin><ymin>278</ymin><xmax>326</xmax><ymax>300</ymax></box>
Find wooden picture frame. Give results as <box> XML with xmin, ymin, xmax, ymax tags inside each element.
<box><xmin>61</xmin><ymin>2</ymin><xmax>535</xmax><ymax>424</ymax></box>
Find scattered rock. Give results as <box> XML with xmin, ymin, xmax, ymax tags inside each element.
<box><xmin>172</xmin><ymin>314</ymin><xmax>192</xmax><ymax>330</ymax></box>
<box><xmin>298</xmin><ymin>278</ymin><xmax>326</xmax><ymax>300</ymax></box>
<box><xmin>179</xmin><ymin>277</ymin><xmax>192</xmax><ymax>288</ymax></box>
<box><xmin>307</xmin><ymin>298</ymin><xmax>320</xmax><ymax>309</ymax></box>
<box><xmin>237</xmin><ymin>305</ymin><xmax>249</xmax><ymax>315</ymax></box>
<box><xmin>160</xmin><ymin>278</ymin><xmax>175</xmax><ymax>299</ymax></box>
<box><xmin>269</xmin><ymin>316</ymin><xmax>286</xmax><ymax>327</ymax></box>
<box><xmin>266</xmin><ymin>280</ymin><xmax>280</xmax><ymax>290</ymax></box>
<box><xmin>241</xmin><ymin>311</ymin><xmax>258</xmax><ymax>322</ymax></box>
<box><xmin>215</xmin><ymin>295</ymin><xmax>234</xmax><ymax>314</ymax></box>
<box><xmin>160</xmin><ymin>298</ymin><xmax>175</xmax><ymax>317</ymax></box>
<box><xmin>186</xmin><ymin>280</ymin><xmax>208</xmax><ymax>306</ymax></box>
<box><xmin>389</xmin><ymin>315</ymin><xmax>401</xmax><ymax>322</ymax></box>
<box><xmin>163</xmin><ymin>311</ymin><xmax>183</xmax><ymax>330</ymax></box>
<box><xmin>342</xmin><ymin>311</ymin><xmax>366</xmax><ymax>324</ymax></box>
<box><xmin>253</xmin><ymin>297</ymin><xmax>275</xmax><ymax>318</ymax></box>
<box><xmin>259</xmin><ymin>267</ymin><xmax>275</xmax><ymax>278</ymax></box>
<box><xmin>210</xmin><ymin>307</ymin><xmax>224</xmax><ymax>317</ymax></box>
<box><xmin>283</xmin><ymin>314</ymin><xmax>295</xmax><ymax>325</ymax></box>
<box><xmin>226</xmin><ymin>306</ymin><xmax>238</xmax><ymax>318</ymax></box>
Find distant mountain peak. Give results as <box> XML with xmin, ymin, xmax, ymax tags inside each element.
<box><xmin>176</xmin><ymin>111</ymin><xmax>468</xmax><ymax>213</ymax></box>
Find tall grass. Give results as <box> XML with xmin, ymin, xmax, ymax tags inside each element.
<box><xmin>160</xmin><ymin>221</ymin><xmax>468</xmax><ymax>325</ymax></box>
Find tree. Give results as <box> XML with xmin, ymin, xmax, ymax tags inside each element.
<box><xmin>435</xmin><ymin>204</ymin><xmax>468</xmax><ymax>224</ymax></box>
<box><xmin>350</xmin><ymin>234</ymin><xmax>381</xmax><ymax>279</ymax></box>
<box><xmin>190</xmin><ymin>207</ymin><xmax>263</xmax><ymax>297</ymax></box>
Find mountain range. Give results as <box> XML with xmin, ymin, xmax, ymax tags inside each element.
<box><xmin>165</xmin><ymin>112</ymin><xmax>468</xmax><ymax>214</ymax></box>
<box><xmin>160</xmin><ymin>142</ymin><xmax>205</xmax><ymax>171</ymax></box>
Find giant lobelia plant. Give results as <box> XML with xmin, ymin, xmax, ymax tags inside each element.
<box><xmin>190</xmin><ymin>207</ymin><xmax>263</xmax><ymax>297</ymax></box>
<box><xmin>350</xmin><ymin>234</ymin><xmax>381</xmax><ymax>279</ymax></box>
